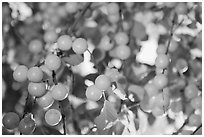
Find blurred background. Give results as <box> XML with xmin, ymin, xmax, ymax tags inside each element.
<box><xmin>2</xmin><ymin>2</ymin><xmax>202</xmax><ymax>135</ymax></box>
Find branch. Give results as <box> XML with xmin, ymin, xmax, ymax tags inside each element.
<box><xmin>165</xmin><ymin>14</ymin><xmax>176</xmax><ymax>55</ymax></box>
<box><xmin>191</xmin><ymin>124</ymin><xmax>202</xmax><ymax>135</ymax></box>
<box><xmin>172</xmin><ymin>120</ymin><xmax>188</xmax><ymax>135</ymax></box>
<box><xmin>172</xmin><ymin>110</ymin><xmax>194</xmax><ymax>135</ymax></box>
<box><xmin>67</xmin><ymin>2</ymin><xmax>92</xmax><ymax>35</ymax></box>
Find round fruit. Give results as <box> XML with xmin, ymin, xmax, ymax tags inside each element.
<box><xmin>3</xmin><ymin>112</ymin><xmax>20</xmax><ymax>130</ymax></box>
<box><xmin>37</xmin><ymin>91</ymin><xmax>54</xmax><ymax>108</ymax></box>
<box><xmin>44</xmin><ymin>29</ymin><xmax>58</xmax><ymax>43</ymax></box>
<box><xmin>154</xmin><ymin>93</ymin><xmax>170</xmax><ymax>108</ymax></box>
<box><xmin>95</xmin><ymin>75</ymin><xmax>111</xmax><ymax>91</ymax></box>
<box><xmin>72</xmin><ymin>38</ymin><xmax>88</xmax><ymax>54</ymax></box>
<box><xmin>190</xmin><ymin>95</ymin><xmax>202</xmax><ymax>109</ymax></box>
<box><xmin>65</xmin><ymin>2</ymin><xmax>78</xmax><ymax>14</ymax></box>
<box><xmin>153</xmin><ymin>74</ymin><xmax>168</xmax><ymax>90</ymax></box>
<box><xmin>170</xmin><ymin>101</ymin><xmax>183</xmax><ymax>113</ymax></box>
<box><xmin>155</xmin><ymin>54</ymin><xmax>169</xmax><ymax>69</ymax></box>
<box><xmin>144</xmin><ymin>83</ymin><xmax>159</xmax><ymax>97</ymax></box>
<box><xmin>124</xmin><ymin>2</ymin><xmax>134</xmax><ymax>9</ymax></box>
<box><xmin>176</xmin><ymin>78</ymin><xmax>186</xmax><ymax>89</ymax></box>
<box><xmin>18</xmin><ymin>115</ymin><xmax>35</xmax><ymax>135</ymax></box>
<box><xmin>175</xmin><ymin>58</ymin><xmax>188</xmax><ymax>73</ymax></box>
<box><xmin>188</xmin><ymin>114</ymin><xmax>201</xmax><ymax>127</ymax></box>
<box><xmin>105</xmin><ymin>68</ymin><xmax>120</xmax><ymax>82</ymax></box>
<box><xmin>51</xmin><ymin>83</ymin><xmax>69</xmax><ymax>101</ymax></box>
<box><xmin>86</xmin><ymin>85</ymin><xmax>102</xmax><ymax>101</ymax></box>
<box><xmin>108</xmin><ymin>13</ymin><xmax>120</xmax><ymax>24</ymax></box>
<box><xmin>27</xmin><ymin>67</ymin><xmax>43</xmax><ymax>82</ymax></box>
<box><xmin>175</xmin><ymin>3</ymin><xmax>187</xmax><ymax>15</ymax></box>
<box><xmin>28</xmin><ymin>39</ymin><xmax>43</xmax><ymax>54</ymax></box>
<box><xmin>28</xmin><ymin>82</ymin><xmax>46</xmax><ymax>97</ymax></box>
<box><xmin>13</xmin><ymin>65</ymin><xmax>28</xmax><ymax>82</ymax></box>
<box><xmin>139</xmin><ymin>95</ymin><xmax>152</xmax><ymax>112</ymax></box>
<box><xmin>184</xmin><ymin>84</ymin><xmax>199</xmax><ymax>99</ymax></box>
<box><xmin>99</xmin><ymin>35</ymin><xmax>114</xmax><ymax>51</ymax></box>
<box><xmin>165</xmin><ymin>2</ymin><xmax>176</xmax><ymax>8</ymax></box>
<box><xmin>45</xmin><ymin>109</ymin><xmax>62</xmax><ymax>126</ymax></box>
<box><xmin>152</xmin><ymin>106</ymin><xmax>165</xmax><ymax>117</ymax></box>
<box><xmin>57</xmin><ymin>35</ymin><xmax>72</xmax><ymax>51</ymax></box>
<box><xmin>44</xmin><ymin>54</ymin><xmax>61</xmax><ymax>71</ymax></box>
<box><xmin>114</xmin><ymin>32</ymin><xmax>129</xmax><ymax>45</ymax></box>
<box><xmin>168</xmin><ymin>40</ymin><xmax>178</xmax><ymax>52</ymax></box>
<box><xmin>115</xmin><ymin>45</ymin><xmax>131</xmax><ymax>60</ymax></box>
<box><xmin>107</xmin><ymin>3</ymin><xmax>119</xmax><ymax>15</ymax></box>
<box><xmin>40</xmin><ymin>65</ymin><xmax>52</xmax><ymax>77</ymax></box>
<box><xmin>56</xmin><ymin>5</ymin><xmax>67</xmax><ymax>18</ymax></box>
<box><xmin>156</xmin><ymin>45</ymin><xmax>167</xmax><ymax>54</ymax></box>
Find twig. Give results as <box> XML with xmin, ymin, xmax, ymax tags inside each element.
<box><xmin>59</xmin><ymin>101</ymin><xmax>66</xmax><ymax>135</ymax></box>
<box><xmin>52</xmin><ymin>70</ymin><xmax>58</xmax><ymax>85</ymax></box>
<box><xmin>191</xmin><ymin>124</ymin><xmax>202</xmax><ymax>135</ymax></box>
<box><xmin>172</xmin><ymin>110</ymin><xmax>194</xmax><ymax>135</ymax></box>
<box><xmin>102</xmin><ymin>92</ymin><xmax>106</xmax><ymax>100</ymax></box>
<box><xmin>67</xmin><ymin>2</ymin><xmax>92</xmax><ymax>35</ymax></box>
<box><xmin>127</xmin><ymin>102</ymin><xmax>140</xmax><ymax>109</ymax></box>
<box><xmin>165</xmin><ymin>14</ymin><xmax>176</xmax><ymax>55</ymax></box>
<box><xmin>172</xmin><ymin>120</ymin><xmax>188</xmax><ymax>135</ymax></box>
<box><xmin>22</xmin><ymin>93</ymin><xmax>33</xmax><ymax>118</ymax></box>
<box><xmin>20</xmin><ymin>93</ymin><xmax>34</xmax><ymax>135</ymax></box>
<box><xmin>52</xmin><ymin>70</ymin><xmax>66</xmax><ymax>134</ymax></box>
<box><xmin>85</xmin><ymin>126</ymin><xmax>97</xmax><ymax>135</ymax></box>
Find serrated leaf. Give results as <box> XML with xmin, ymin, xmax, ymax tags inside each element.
<box><xmin>62</xmin><ymin>54</ymin><xmax>84</xmax><ymax>66</ymax></box>
<box><xmin>102</xmin><ymin>100</ymin><xmax>118</xmax><ymax>124</ymax></box>
<box><xmin>94</xmin><ymin>100</ymin><xmax>118</xmax><ymax>132</ymax></box>
<box><xmin>94</xmin><ymin>112</ymin><xmax>107</xmax><ymax>131</ymax></box>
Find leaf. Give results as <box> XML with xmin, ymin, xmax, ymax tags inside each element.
<box><xmin>33</xmin><ymin>126</ymin><xmax>62</xmax><ymax>135</ymax></box>
<box><xmin>147</xmin><ymin>113</ymin><xmax>156</xmax><ymax>126</ymax></box>
<box><xmin>134</xmin><ymin>118</ymin><xmax>140</xmax><ymax>130</ymax></box>
<box><xmin>94</xmin><ymin>112</ymin><xmax>107</xmax><ymax>132</ymax></box>
<box><xmin>112</xmin><ymin>121</ymin><xmax>125</xmax><ymax>135</ymax></box>
<box><xmin>84</xmin><ymin>73</ymin><xmax>99</xmax><ymax>81</ymax></box>
<box><xmin>92</xmin><ymin>48</ymin><xmax>106</xmax><ymax>64</ymax></box>
<box><xmin>94</xmin><ymin>100</ymin><xmax>118</xmax><ymax>132</ymax></box>
<box><xmin>131</xmin><ymin>21</ymin><xmax>146</xmax><ymax>40</ymax></box>
<box><xmin>62</xmin><ymin>54</ymin><xmax>84</xmax><ymax>66</ymax></box>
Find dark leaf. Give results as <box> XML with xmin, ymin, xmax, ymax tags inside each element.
<box><xmin>33</xmin><ymin>126</ymin><xmax>62</xmax><ymax>135</ymax></box>
<box><xmin>62</xmin><ymin>54</ymin><xmax>84</xmax><ymax>66</ymax></box>
<box><xmin>134</xmin><ymin>118</ymin><xmax>140</xmax><ymax>130</ymax></box>
<box><xmin>112</xmin><ymin>121</ymin><xmax>125</xmax><ymax>135</ymax></box>
<box><xmin>147</xmin><ymin>113</ymin><xmax>156</xmax><ymax>126</ymax></box>
<box><xmin>94</xmin><ymin>100</ymin><xmax>118</xmax><ymax>132</ymax></box>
